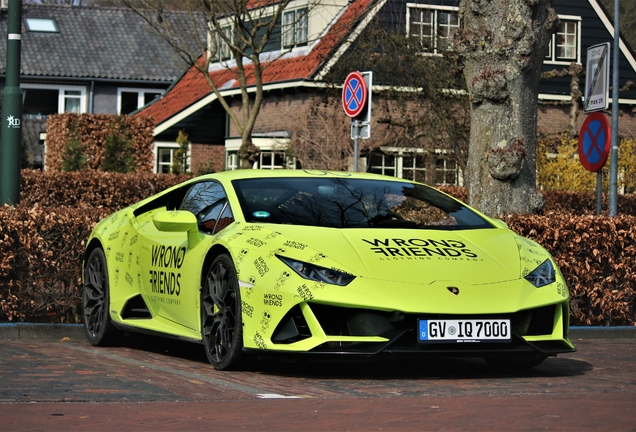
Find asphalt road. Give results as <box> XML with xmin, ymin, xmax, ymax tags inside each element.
<box><xmin>0</xmin><ymin>330</ymin><xmax>635</xmax><ymax>431</ymax></box>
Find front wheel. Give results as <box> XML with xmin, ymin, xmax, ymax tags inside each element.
<box><xmin>82</xmin><ymin>247</ymin><xmax>119</xmax><ymax>346</ymax></box>
<box><xmin>201</xmin><ymin>253</ymin><xmax>245</xmax><ymax>370</ymax></box>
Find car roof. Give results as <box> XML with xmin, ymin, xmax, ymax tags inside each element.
<box><xmin>199</xmin><ymin>169</ymin><xmax>411</xmax><ymax>183</ymax></box>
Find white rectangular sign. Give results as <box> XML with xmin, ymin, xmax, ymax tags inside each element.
<box><xmin>584</xmin><ymin>42</ymin><xmax>610</xmax><ymax>113</ymax></box>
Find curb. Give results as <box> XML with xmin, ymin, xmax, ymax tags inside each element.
<box><xmin>569</xmin><ymin>326</ymin><xmax>636</xmax><ymax>340</ymax></box>
<box><xmin>0</xmin><ymin>323</ymin><xmax>634</xmax><ymax>340</ymax></box>
<box><xmin>0</xmin><ymin>323</ymin><xmax>85</xmax><ymax>340</ymax></box>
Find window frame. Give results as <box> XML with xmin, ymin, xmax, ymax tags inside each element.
<box><xmin>545</xmin><ymin>15</ymin><xmax>582</xmax><ymax>65</ymax></box>
<box><xmin>367</xmin><ymin>152</ymin><xmax>397</xmax><ymax>177</ymax></box>
<box><xmin>117</xmin><ymin>88</ymin><xmax>163</xmax><ymax>115</ymax></box>
<box><xmin>406</xmin><ymin>3</ymin><xmax>460</xmax><ymax>55</ymax></box>
<box><xmin>154</xmin><ymin>141</ymin><xmax>189</xmax><ymax>174</ymax></box>
<box><xmin>282</xmin><ymin>6</ymin><xmax>309</xmax><ymax>50</ymax></box>
<box><xmin>20</xmin><ymin>83</ymin><xmax>87</xmax><ymax>116</ymax></box>
<box><xmin>368</xmin><ymin>147</ymin><xmax>462</xmax><ymax>187</ymax></box>
<box><xmin>25</xmin><ymin>18</ymin><xmax>59</xmax><ymax>33</ymax></box>
<box><xmin>434</xmin><ymin>152</ymin><xmax>459</xmax><ymax>186</ymax></box>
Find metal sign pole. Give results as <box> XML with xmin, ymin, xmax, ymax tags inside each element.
<box><xmin>353</xmin><ymin>119</ymin><xmax>360</xmax><ymax>172</ymax></box>
<box><xmin>596</xmin><ymin>169</ymin><xmax>603</xmax><ymax>215</ymax></box>
<box><xmin>608</xmin><ymin>0</ymin><xmax>620</xmax><ymax>216</ymax></box>
<box><xmin>0</xmin><ymin>0</ymin><xmax>23</xmax><ymax>205</ymax></box>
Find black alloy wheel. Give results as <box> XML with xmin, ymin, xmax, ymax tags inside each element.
<box><xmin>201</xmin><ymin>253</ymin><xmax>245</xmax><ymax>370</ymax></box>
<box><xmin>82</xmin><ymin>247</ymin><xmax>119</xmax><ymax>346</ymax></box>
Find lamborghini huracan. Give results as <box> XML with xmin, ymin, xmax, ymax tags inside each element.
<box><xmin>82</xmin><ymin>170</ymin><xmax>575</xmax><ymax>370</ymax></box>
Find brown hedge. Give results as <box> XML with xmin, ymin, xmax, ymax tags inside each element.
<box><xmin>45</xmin><ymin>113</ymin><xmax>156</xmax><ymax>172</ymax></box>
<box><xmin>504</xmin><ymin>213</ymin><xmax>636</xmax><ymax>326</ymax></box>
<box><xmin>20</xmin><ymin>169</ymin><xmax>191</xmax><ymax>210</ymax></box>
<box><xmin>0</xmin><ymin>205</ymin><xmax>110</xmax><ymax>323</ymax></box>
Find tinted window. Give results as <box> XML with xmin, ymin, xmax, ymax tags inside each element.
<box><xmin>180</xmin><ymin>181</ymin><xmax>233</xmax><ymax>233</ymax></box>
<box><xmin>232</xmin><ymin>177</ymin><xmax>492</xmax><ymax>230</ymax></box>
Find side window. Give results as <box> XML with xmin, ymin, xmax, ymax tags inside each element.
<box><xmin>180</xmin><ymin>181</ymin><xmax>234</xmax><ymax>234</ymax></box>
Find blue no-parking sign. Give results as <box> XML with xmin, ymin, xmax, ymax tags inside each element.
<box><xmin>578</xmin><ymin>112</ymin><xmax>611</xmax><ymax>172</ymax></box>
<box><xmin>342</xmin><ymin>71</ymin><xmax>368</xmax><ymax>118</ymax></box>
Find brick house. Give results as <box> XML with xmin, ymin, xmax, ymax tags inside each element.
<box><xmin>0</xmin><ymin>3</ymin><xmax>202</xmax><ymax>168</ymax></box>
<box><xmin>137</xmin><ymin>0</ymin><xmax>636</xmax><ymax>183</ymax></box>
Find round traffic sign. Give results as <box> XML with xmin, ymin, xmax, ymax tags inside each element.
<box><xmin>578</xmin><ymin>112</ymin><xmax>611</xmax><ymax>172</ymax></box>
<box><xmin>342</xmin><ymin>71</ymin><xmax>368</xmax><ymax>118</ymax></box>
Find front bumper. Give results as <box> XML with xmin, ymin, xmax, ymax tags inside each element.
<box><xmin>248</xmin><ymin>300</ymin><xmax>575</xmax><ymax>358</ymax></box>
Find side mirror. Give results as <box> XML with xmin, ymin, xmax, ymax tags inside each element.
<box><xmin>153</xmin><ymin>211</ymin><xmax>201</xmax><ymax>248</ymax></box>
<box><xmin>153</xmin><ymin>210</ymin><xmax>197</xmax><ymax>232</ymax></box>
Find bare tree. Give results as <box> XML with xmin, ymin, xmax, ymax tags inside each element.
<box><xmin>454</xmin><ymin>0</ymin><xmax>559</xmax><ymax>216</ymax></box>
<box><xmin>322</xmin><ymin>24</ymin><xmax>470</xmax><ymax>182</ymax></box>
<box><xmin>541</xmin><ymin>62</ymin><xmax>584</xmax><ymax>139</ymax></box>
<box><xmin>289</xmin><ymin>96</ymin><xmax>371</xmax><ymax>171</ymax></box>
<box><xmin>122</xmin><ymin>0</ymin><xmax>318</xmax><ymax>168</ymax></box>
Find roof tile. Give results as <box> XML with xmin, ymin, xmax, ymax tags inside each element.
<box><xmin>0</xmin><ymin>4</ymin><xmax>204</xmax><ymax>82</ymax></box>
<box><xmin>138</xmin><ymin>0</ymin><xmax>373</xmax><ymax>125</ymax></box>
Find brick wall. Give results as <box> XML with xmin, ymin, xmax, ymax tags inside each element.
<box><xmin>215</xmin><ymin>93</ymin><xmax>636</xmax><ymax>173</ymax></box>
<box><xmin>538</xmin><ymin>104</ymin><xmax>636</xmax><ymax>138</ymax></box>
<box><xmin>191</xmin><ymin>143</ymin><xmax>225</xmax><ymax>174</ymax></box>
<box><xmin>227</xmin><ymin>93</ymin><xmax>312</xmax><ymax>136</ymax></box>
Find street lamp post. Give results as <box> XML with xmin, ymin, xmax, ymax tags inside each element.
<box><xmin>0</xmin><ymin>0</ymin><xmax>23</xmax><ymax>205</ymax></box>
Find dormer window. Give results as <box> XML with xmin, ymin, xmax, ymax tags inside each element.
<box><xmin>545</xmin><ymin>16</ymin><xmax>581</xmax><ymax>63</ymax></box>
<box><xmin>283</xmin><ymin>7</ymin><xmax>308</xmax><ymax>49</ymax></box>
<box><xmin>25</xmin><ymin>18</ymin><xmax>58</xmax><ymax>33</ymax></box>
<box><xmin>407</xmin><ymin>4</ymin><xmax>459</xmax><ymax>55</ymax></box>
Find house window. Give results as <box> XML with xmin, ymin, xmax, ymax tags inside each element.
<box><xmin>21</xmin><ymin>84</ymin><xmax>86</xmax><ymax>117</ymax></box>
<box><xmin>435</xmin><ymin>157</ymin><xmax>458</xmax><ymax>186</ymax></box>
<box><xmin>402</xmin><ymin>154</ymin><xmax>427</xmax><ymax>183</ymax></box>
<box><xmin>407</xmin><ymin>4</ymin><xmax>459</xmax><ymax>54</ymax></box>
<box><xmin>226</xmin><ymin>152</ymin><xmax>240</xmax><ymax>171</ymax></box>
<box><xmin>118</xmin><ymin>89</ymin><xmax>162</xmax><ymax>115</ymax></box>
<box><xmin>368</xmin><ymin>149</ymin><xmax>461</xmax><ymax>186</ymax></box>
<box><xmin>64</xmin><ymin>90</ymin><xmax>82</xmax><ymax>113</ymax></box>
<box><xmin>283</xmin><ymin>8</ymin><xmax>308</xmax><ymax>49</ymax></box>
<box><xmin>258</xmin><ymin>151</ymin><xmax>286</xmax><ymax>169</ymax></box>
<box><xmin>368</xmin><ymin>153</ymin><xmax>396</xmax><ymax>177</ymax></box>
<box><xmin>25</xmin><ymin>18</ymin><xmax>58</xmax><ymax>33</ymax></box>
<box><xmin>211</xmin><ymin>26</ymin><xmax>233</xmax><ymax>61</ymax></box>
<box><xmin>545</xmin><ymin>17</ymin><xmax>580</xmax><ymax>63</ymax></box>
<box><xmin>157</xmin><ymin>148</ymin><xmax>175</xmax><ymax>174</ymax></box>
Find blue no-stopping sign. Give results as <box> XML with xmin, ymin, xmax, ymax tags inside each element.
<box><xmin>342</xmin><ymin>71</ymin><xmax>368</xmax><ymax>118</ymax></box>
<box><xmin>578</xmin><ymin>112</ymin><xmax>611</xmax><ymax>172</ymax></box>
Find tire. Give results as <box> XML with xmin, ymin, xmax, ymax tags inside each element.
<box><xmin>82</xmin><ymin>247</ymin><xmax>120</xmax><ymax>346</ymax></box>
<box><xmin>201</xmin><ymin>253</ymin><xmax>245</xmax><ymax>370</ymax></box>
<box><xmin>484</xmin><ymin>355</ymin><xmax>547</xmax><ymax>370</ymax></box>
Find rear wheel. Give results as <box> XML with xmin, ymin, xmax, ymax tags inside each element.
<box><xmin>484</xmin><ymin>355</ymin><xmax>547</xmax><ymax>369</ymax></box>
<box><xmin>82</xmin><ymin>247</ymin><xmax>119</xmax><ymax>346</ymax></box>
<box><xmin>201</xmin><ymin>253</ymin><xmax>245</xmax><ymax>370</ymax></box>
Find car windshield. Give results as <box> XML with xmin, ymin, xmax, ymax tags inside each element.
<box><xmin>232</xmin><ymin>177</ymin><xmax>493</xmax><ymax>230</ymax></box>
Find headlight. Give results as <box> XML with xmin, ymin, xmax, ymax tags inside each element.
<box><xmin>278</xmin><ymin>256</ymin><xmax>355</xmax><ymax>286</ymax></box>
<box><xmin>525</xmin><ymin>259</ymin><xmax>556</xmax><ymax>287</ymax></box>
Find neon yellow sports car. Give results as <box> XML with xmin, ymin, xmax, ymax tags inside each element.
<box><xmin>82</xmin><ymin>170</ymin><xmax>575</xmax><ymax>370</ymax></box>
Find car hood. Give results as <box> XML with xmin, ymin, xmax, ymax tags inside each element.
<box><xmin>241</xmin><ymin>225</ymin><xmax>524</xmax><ymax>285</ymax></box>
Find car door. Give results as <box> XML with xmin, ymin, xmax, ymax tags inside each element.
<box><xmin>138</xmin><ymin>181</ymin><xmax>231</xmax><ymax>331</ymax></box>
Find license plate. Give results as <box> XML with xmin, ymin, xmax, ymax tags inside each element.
<box><xmin>418</xmin><ymin>319</ymin><xmax>511</xmax><ymax>343</ymax></box>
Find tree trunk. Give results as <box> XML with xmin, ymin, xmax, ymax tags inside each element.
<box><xmin>456</xmin><ymin>0</ymin><xmax>558</xmax><ymax>216</ymax></box>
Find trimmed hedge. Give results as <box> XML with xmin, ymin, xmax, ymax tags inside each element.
<box><xmin>505</xmin><ymin>213</ymin><xmax>636</xmax><ymax>326</ymax></box>
<box><xmin>0</xmin><ymin>172</ymin><xmax>634</xmax><ymax>325</ymax></box>
<box><xmin>20</xmin><ymin>169</ymin><xmax>191</xmax><ymax>210</ymax></box>
<box><xmin>45</xmin><ymin>113</ymin><xmax>156</xmax><ymax>173</ymax></box>
<box><xmin>0</xmin><ymin>205</ymin><xmax>110</xmax><ymax>323</ymax></box>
